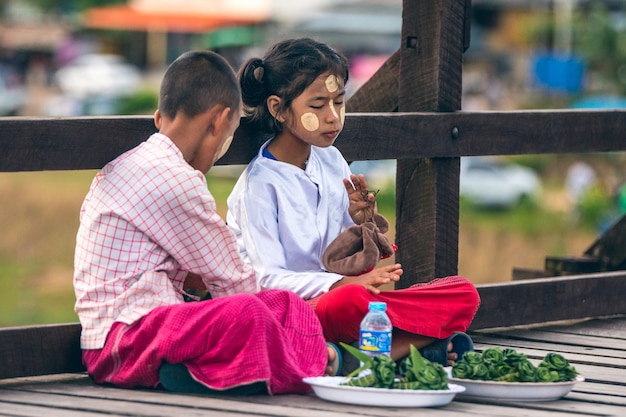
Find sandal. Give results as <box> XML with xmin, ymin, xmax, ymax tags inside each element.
<box><xmin>420</xmin><ymin>332</ymin><xmax>474</xmax><ymax>366</ymax></box>
<box><xmin>326</xmin><ymin>342</ymin><xmax>343</xmax><ymax>376</ymax></box>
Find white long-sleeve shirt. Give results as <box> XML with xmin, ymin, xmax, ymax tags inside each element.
<box><xmin>226</xmin><ymin>140</ymin><xmax>355</xmax><ymax>299</ymax></box>
<box><xmin>74</xmin><ymin>133</ymin><xmax>259</xmax><ymax>349</ymax></box>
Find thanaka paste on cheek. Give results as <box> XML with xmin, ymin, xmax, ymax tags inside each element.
<box><xmin>325</xmin><ymin>74</ymin><xmax>339</xmax><ymax>93</ymax></box>
<box><xmin>216</xmin><ymin>135</ymin><xmax>234</xmax><ymax>160</ymax></box>
<box><xmin>340</xmin><ymin>106</ymin><xmax>345</xmax><ymax>125</ymax></box>
<box><xmin>301</xmin><ymin>112</ymin><xmax>320</xmax><ymax>132</ymax></box>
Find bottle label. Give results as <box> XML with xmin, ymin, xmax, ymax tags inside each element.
<box><xmin>359</xmin><ymin>329</ymin><xmax>392</xmax><ymax>355</ymax></box>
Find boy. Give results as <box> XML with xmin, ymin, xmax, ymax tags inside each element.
<box><xmin>73</xmin><ymin>50</ymin><xmax>336</xmax><ymax>395</ymax></box>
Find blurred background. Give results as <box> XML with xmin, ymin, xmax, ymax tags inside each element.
<box><xmin>1</xmin><ymin>0</ymin><xmax>626</xmax><ymax>326</ymax></box>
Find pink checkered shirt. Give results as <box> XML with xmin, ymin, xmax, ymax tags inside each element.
<box><xmin>74</xmin><ymin>133</ymin><xmax>259</xmax><ymax>349</ymax></box>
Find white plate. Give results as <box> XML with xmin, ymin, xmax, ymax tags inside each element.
<box><xmin>302</xmin><ymin>376</ymin><xmax>465</xmax><ymax>407</ymax></box>
<box><xmin>449</xmin><ymin>375</ymin><xmax>585</xmax><ymax>402</ymax></box>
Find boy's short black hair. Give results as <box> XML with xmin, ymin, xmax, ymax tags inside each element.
<box><xmin>159</xmin><ymin>50</ymin><xmax>241</xmax><ymax>120</ymax></box>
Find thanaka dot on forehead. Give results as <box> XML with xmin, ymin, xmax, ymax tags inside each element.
<box><xmin>325</xmin><ymin>75</ymin><xmax>339</xmax><ymax>93</ymax></box>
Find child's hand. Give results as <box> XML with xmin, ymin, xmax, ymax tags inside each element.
<box><xmin>330</xmin><ymin>264</ymin><xmax>403</xmax><ymax>295</ymax></box>
<box><xmin>344</xmin><ymin>173</ymin><xmax>377</xmax><ymax>224</ymax></box>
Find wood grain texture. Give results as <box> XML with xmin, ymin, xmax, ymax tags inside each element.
<box><xmin>0</xmin><ymin>323</ymin><xmax>84</xmax><ymax>379</ymax></box>
<box><xmin>2</xmin><ymin>317</ymin><xmax>625</xmax><ymax>416</ymax></box>
<box><xmin>394</xmin><ymin>0</ymin><xmax>466</xmax><ymax>285</ymax></box>
<box><xmin>346</xmin><ymin>49</ymin><xmax>401</xmax><ymax>113</ymax></box>
<box><xmin>471</xmin><ymin>272</ymin><xmax>626</xmax><ymax>330</ymax></box>
<box><xmin>3</xmin><ymin>111</ymin><xmax>626</xmax><ymax>171</ymax></box>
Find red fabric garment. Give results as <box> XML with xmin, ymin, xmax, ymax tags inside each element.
<box><xmin>310</xmin><ymin>276</ymin><xmax>480</xmax><ymax>344</ymax></box>
<box><xmin>82</xmin><ymin>290</ymin><xmax>327</xmax><ymax>395</ymax></box>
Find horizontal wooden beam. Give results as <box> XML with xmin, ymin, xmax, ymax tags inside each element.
<box><xmin>470</xmin><ymin>271</ymin><xmax>626</xmax><ymax>330</ymax></box>
<box><xmin>0</xmin><ymin>116</ymin><xmax>154</xmax><ymax>172</ymax></box>
<box><xmin>338</xmin><ymin>110</ymin><xmax>626</xmax><ymax>160</ymax></box>
<box><xmin>0</xmin><ymin>323</ymin><xmax>84</xmax><ymax>380</ymax></box>
<box><xmin>2</xmin><ymin>110</ymin><xmax>626</xmax><ymax>172</ymax></box>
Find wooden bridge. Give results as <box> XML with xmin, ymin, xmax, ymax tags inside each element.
<box><xmin>0</xmin><ymin>1</ymin><xmax>624</xmax><ymax>415</ymax></box>
<box><xmin>1</xmin><ymin>317</ymin><xmax>624</xmax><ymax>416</ymax></box>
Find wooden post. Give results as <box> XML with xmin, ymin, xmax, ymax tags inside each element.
<box><xmin>395</xmin><ymin>0</ymin><xmax>468</xmax><ymax>287</ymax></box>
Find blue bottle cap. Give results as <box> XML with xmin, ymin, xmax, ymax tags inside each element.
<box><xmin>369</xmin><ymin>301</ymin><xmax>387</xmax><ymax>311</ymax></box>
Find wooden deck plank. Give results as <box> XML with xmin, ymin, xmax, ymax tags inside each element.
<box><xmin>0</xmin><ymin>381</ymin><xmax>617</xmax><ymax>416</ymax></box>
<box><xmin>3</xmin><ymin>370</ymin><xmax>622</xmax><ymax>417</ymax></box>
<box><xmin>565</xmin><ymin>365</ymin><xmax>624</xmax><ymax>384</ymax></box>
<box><xmin>573</xmin><ymin>381</ymin><xmax>626</xmax><ymax>397</ymax></box>
<box><xmin>0</xmin><ymin>389</ymin><xmax>300</xmax><ymax>417</ymax></box>
<box><xmin>541</xmin><ymin>317</ymin><xmax>626</xmax><ymax>338</ymax></box>
<box><xmin>472</xmin><ymin>341</ymin><xmax>625</xmax><ymax>384</ymax></box>
<box><xmin>472</xmin><ymin>335</ymin><xmax>626</xmax><ymax>360</ymax></box>
<box><xmin>484</xmin><ymin>329</ymin><xmax>626</xmax><ymax>350</ymax></box>
<box><xmin>473</xmin><ymin>340</ymin><xmax>626</xmax><ymax>367</ymax></box>
<box><xmin>567</xmin><ymin>391</ymin><xmax>626</xmax><ymax>407</ymax></box>
<box><xmin>0</xmin><ymin>389</ymin><xmax>596</xmax><ymax>417</ymax></box>
<box><xmin>1</xmin><ymin>378</ymin><xmax>444</xmax><ymax>417</ymax></box>
<box><xmin>0</xmin><ymin>403</ymin><xmax>109</xmax><ymax>417</ymax></box>
<box><xmin>2</xmin><ymin>376</ymin><xmax>610</xmax><ymax>417</ymax></box>
<box><xmin>455</xmin><ymin>397</ymin><xmax>626</xmax><ymax>416</ymax></box>
<box><xmin>2</xmin><ymin>318</ymin><xmax>625</xmax><ymax>417</ymax></box>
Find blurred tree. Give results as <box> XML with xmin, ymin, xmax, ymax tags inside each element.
<box><xmin>529</xmin><ymin>1</ymin><xmax>626</xmax><ymax>96</ymax></box>
<box><xmin>571</xmin><ymin>1</ymin><xmax>626</xmax><ymax>95</ymax></box>
<box><xmin>117</xmin><ymin>89</ymin><xmax>158</xmax><ymax>115</ymax></box>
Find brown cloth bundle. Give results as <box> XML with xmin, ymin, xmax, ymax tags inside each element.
<box><xmin>322</xmin><ymin>213</ymin><xmax>396</xmax><ymax>276</ymax></box>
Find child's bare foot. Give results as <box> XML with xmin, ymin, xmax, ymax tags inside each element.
<box><xmin>446</xmin><ymin>341</ymin><xmax>458</xmax><ymax>366</ymax></box>
<box><xmin>325</xmin><ymin>343</ymin><xmax>341</xmax><ymax>376</ymax></box>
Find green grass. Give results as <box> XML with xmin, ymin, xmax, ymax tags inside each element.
<box><xmin>0</xmin><ymin>257</ymin><xmax>77</xmax><ymax>327</ymax></box>
<box><xmin>460</xmin><ymin>199</ymin><xmax>556</xmax><ymax>237</ymax></box>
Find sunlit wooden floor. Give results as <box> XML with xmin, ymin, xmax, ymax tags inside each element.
<box><xmin>1</xmin><ymin>316</ymin><xmax>624</xmax><ymax>417</ymax></box>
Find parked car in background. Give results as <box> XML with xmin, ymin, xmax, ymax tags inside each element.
<box><xmin>460</xmin><ymin>156</ymin><xmax>541</xmax><ymax>208</ymax></box>
<box><xmin>0</xmin><ymin>68</ymin><xmax>27</xmax><ymax>116</ymax></box>
<box><xmin>53</xmin><ymin>53</ymin><xmax>142</xmax><ymax>99</ymax></box>
<box><xmin>349</xmin><ymin>159</ymin><xmax>396</xmax><ymax>186</ymax></box>
<box><xmin>350</xmin><ymin>156</ymin><xmax>541</xmax><ymax>209</ymax></box>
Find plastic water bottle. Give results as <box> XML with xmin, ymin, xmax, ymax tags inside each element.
<box><xmin>359</xmin><ymin>301</ymin><xmax>392</xmax><ymax>357</ymax></box>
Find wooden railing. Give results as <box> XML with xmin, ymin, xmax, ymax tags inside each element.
<box><xmin>0</xmin><ymin>0</ymin><xmax>625</xmax><ymax>381</ymax></box>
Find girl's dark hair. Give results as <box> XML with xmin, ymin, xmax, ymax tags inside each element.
<box><xmin>159</xmin><ymin>50</ymin><xmax>241</xmax><ymax>120</ymax></box>
<box><xmin>238</xmin><ymin>37</ymin><xmax>349</xmax><ymax>135</ymax></box>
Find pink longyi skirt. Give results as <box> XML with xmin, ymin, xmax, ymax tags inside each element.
<box><xmin>83</xmin><ymin>290</ymin><xmax>327</xmax><ymax>395</ymax></box>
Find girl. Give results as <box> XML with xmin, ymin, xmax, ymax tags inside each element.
<box><xmin>227</xmin><ymin>38</ymin><xmax>480</xmax><ymax>371</ymax></box>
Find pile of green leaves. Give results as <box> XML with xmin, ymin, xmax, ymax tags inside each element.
<box><xmin>451</xmin><ymin>347</ymin><xmax>578</xmax><ymax>383</ymax></box>
<box><xmin>339</xmin><ymin>343</ymin><xmax>449</xmax><ymax>390</ymax></box>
